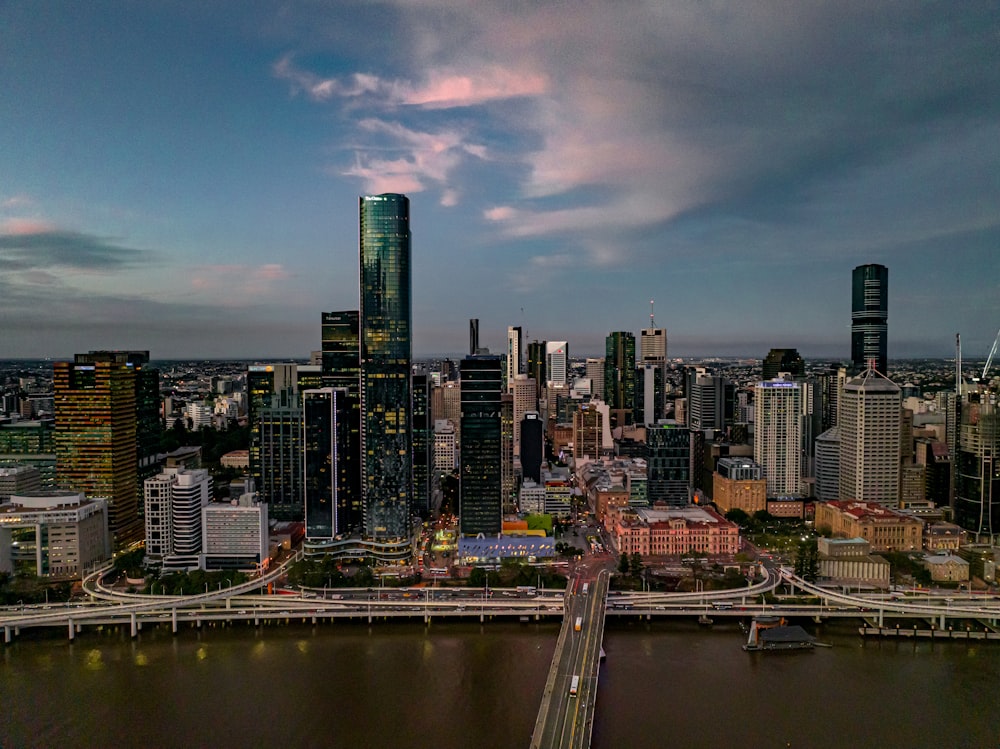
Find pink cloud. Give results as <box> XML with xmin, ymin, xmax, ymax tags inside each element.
<box><xmin>397</xmin><ymin>67</ymin><xmax>548</xmax><ymax>108</ymax></box>
<box><xmin>1</xmin><ymin>218</ymin><xmax>55</xmax><ymax>235</ymax></box>
<box><xmin>190</xmin><ymin>264</ymin><xmax>292</xmax><ymax>300</ymax></box>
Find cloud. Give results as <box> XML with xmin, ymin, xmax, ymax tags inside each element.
<box><xmin>0</xmin><ymin>227</ymin><xmax>149</xmax><ymax>272</ymax></box>
<box><xmin>274</xmin><ymin>54</ymin><xmax>546</xmax><ymax>108</ymax></box>
<box><xmin>340</xmin><ymin>118</ymin><xmax>486</xmax><ymax>198</ymax></box>
<box><xmin>189</xmin><ymin>263</ymin><xmax>293</xmax><ymax>299</ymax></box>
<box><xmin>1</xmin><ymin>195</ymin><xmax>35</xmax><ymax>210</ymax></box>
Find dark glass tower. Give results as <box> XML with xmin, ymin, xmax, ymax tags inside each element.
<box><xmin>851</xmin><ymin>263</ymin><xmax>888</xmax><ymax>375</ymax></box>
<box><xmin>604</xmin><ymin>332</ymin><xmax>636</xmax><ymax>425</ymax></box>
<box><xmin>321</xmin><ymin>311</ymin><xmax>362</xmax><ymax>532</ymax></box>
<box><xmin>527</xmin><ymin>340</ymin><xmax>546</xmax><ymax>399</ymax></box>
<box><xmin>761</xmin><ymin>348</ymin><xmax>804</xmax><ymax>381</ymax></box>
<box><xmin>412</xmin><ymin>368</ymin><xmax>431</xmax><ymax>516</ymax></box>
<box><xmin>302</xmin><ymin>388</ymin><xmax>349</xmax><ymax>539</ymax></box>
<box><xmin>459</xmin><ymin>355</ymin><xmax>503</xmax><ymax>536</ymax></box>
<box><xmin>360</xmin><ymin>194</ymin><xmax>412</xmax><ymax>540</ymax></box>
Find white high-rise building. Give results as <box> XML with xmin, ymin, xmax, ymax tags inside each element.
<box><xmin>202</xmin><ymin>492</ymin><xmax>268</xmax><ymax>571</ymax></box>
<box><xmin>545</xmin><ymin>341</ymin><xmax>568</xmax><ymax>387</ymax></box>
<box><xmin>641</xmin><ymin>327</ymin><xmax>667</xmax><ymax>364</ymax></box>
<box><xmin>144</xmin><ymin>467</ymin><xmax>212</xmax><ymax>560</ymax></box>
<box><xmin>754</xmin><ymin>379</ymin><xmax>803</xmax><ymax>496</ymax></box>
<box><xmin>585</xmin><ymin>358</ymin><xmax>605</xmax><ymax>401</ymax></box>
<box><xmin>839</xmin><ymin>369</ymin><xmax>901</xmax><ymax>506</ymax></box>
<box><xmin>506</xmin><ymin>326</ymin><xmax>523</xmax><ymax>391</ymax></box>
<box><xmin>433</xmin><ymin>420</ymin><xmax>457</xmax><ymax>472</ymax></box>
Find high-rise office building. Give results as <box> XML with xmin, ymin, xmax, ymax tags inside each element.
<box><xmin>585</xmin><ymin>358</ymin><xmax>605</xmax><ymax>403</ymax></box>
<box><xmin>302</xmin><ymin>387</ymin><xmax>349</xmax><ymax>539</ymax></box>
<box><xmin>248</xmin><ymin>363</ymin><xmax>316</xmax><ymax>521</ymax></box>
<box><xmin>360</xmin><ymin>193</ymin><xmax>412</xmax><ymax>540</ymax></box>
<box><xmin>459</xmin><ymin>355</ymin><xmax>503</xmax><ymax>535</ymax></box>
<box><xmin>838</xmin><ymin>369</ymin><xmax>901</xmax><ymax>506</ymax></box>
<box><xmin>545</xmin><ymin>341</ymin><xmax>568</xmax><ymax>387</ymax></box>
<box><xmin>761</xmin><ymin>348</ymin><xmax>804</xmax><ymax>381</ymax></box>
<box><xmin>469</xmin><ymin>319</ymin><xmax>480</xmax><ymax>356</ymax></box>
<box><xmin>527</xmin><ymin>340</ymin><xmax>546</xmax><ymax>399</ymax></box>
<box><xmin>520</xmin><ymin>412</ymin><xmax>544</xmax><ymax>484</ymax></box>
<box><xmin>646</xmin><ymin>422</ymin><xmax>690</xmax><ymax>506</ymax></box>
<box><xmin>506</xmin><ymin>326</ymin><xmax>523</xmax><ymax>391</ymax></box>
<box><xmin>54</xmin><ymin>357</ymin><xmax>140</xmax><ymax>545</ymax></box>
<box><xmin>412</xmin><ymin>369</ymin><xmax>431</xmax><ymax>515</ymax></box>
<box><xmin>954</xmin><ymin>386</ymin><xmax>999</xmax><ymax>535</ymax></box>
<box><xmin>686</xmin><ymin>368</ymin><xmax>729</xmax><ymax>432</ymax></box>
<box><xmin>573</xmin><ymin>403</ymin><xmax>604</xmax><ymax>459</ymax></box>
<box><xmin>636</xmin><ymin>363</ymin><xmax>665</xmax><ymax>425</ymax></box>
<box><xmin>511</xmin><ymin>374</ymin><xmax>537</xmax><ymax>459</ymax></box>
<box><xmin>321</xmin><ymin>311</ymin><xmax>362</xmax><ymax>532</ymax></box>
<box><xmin>851</xmin><ymin>263</ymin><xmax>889</xmax><ymax>375</ymax></box>
<box><xmin>754</xmin><ymin>378</ymin><xmax>803</xmax><ymax>496</ymax></box>
<box><xmin>604</xmin><ymin>332</ymin><xmax>636</xmax><ymax>425</ymax></box>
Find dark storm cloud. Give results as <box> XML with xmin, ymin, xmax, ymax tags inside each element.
<box><xmin>0</xmin><ymin>230</ymin><xmax>149</xmax><ymax>272</ymax></box>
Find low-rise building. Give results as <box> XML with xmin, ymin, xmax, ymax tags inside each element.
<box><xmin>814</xmin><ymin>500</ymin><xmax>922</xmax><ymax>552</ymax></box>
<box><xmin>923</xmin><ymin>553</ymin><xmax>969</xmax><ymax>583</ymax></box>
<box><xmin>220</xmin><ymin>449</ymin><xmax>250</xmax><ymax>469</ymax></box>
<box><xmin>0</xmin><ymin>464</ymin><xmax>42</xmax><ymax>502</ymax></box>
<box><xmin>607</xmin><ymin>505</ymin><xmax>739</xmax><ymax>558</ymax></box>
<box><xmin>712</xmin><ymin>457</ymin><xmax>766</xmax><ymax>515</ymax></box>
<box><xmin>0</xmin><ymin>490</ymin><xmax>110</xmax><ymax>577</ymax></box>
<box><xmin>202</xmin><ymin>492</ymin><xmax>269</xmax><ymax>571</ymax></box>
<box><xmin>816</xmin><ymin>537</ymin><xmax>890</xmax><ymax>589</ymax></box>
<box><xmin>924</xmin><ymin>522</ymin><xmax>967</xmax><ymax>552</ymax></box>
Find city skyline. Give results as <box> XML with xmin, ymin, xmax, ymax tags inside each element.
<box><xmin>1</xmin><ymin>3</ymin><xmax>998</xmax><ymax>360</ymax></box>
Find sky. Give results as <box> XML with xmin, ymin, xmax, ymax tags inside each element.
<box><xmin>1</xmin><ymin>1</ymin><xmax>998</xmax><ymax>361</ymax></box>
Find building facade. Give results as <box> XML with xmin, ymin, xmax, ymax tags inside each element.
<box><xmin>459</xmin><ymin>355</ymin><xmax>503</xmax><ymax>536</ymax></box>
<box><xmin>754</xmin><ymin>379</ymin><xmax>802</xmax><ymax>496</ymax></box>
<box><xmin>851</xmin><ymin>263</ymin><xmax>889</xmax><ymax>375</ymax></box>
<box><xmin>838</xmin><ymin>369</ymin><xmax>901</xmax><ymax>506</ymax></box>
<box><xmin>360</xmin><ymin>193</ymin><xmax>413</xmax><ymax>540</ymax></box>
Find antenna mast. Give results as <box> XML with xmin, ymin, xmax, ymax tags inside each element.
<box><xmin>983</xmin><ymin>327</ymin><xmax>1000</xmax><ymax>382</ymax></box>
<box><xmin>649</xmin><ymin>299</ymin><xmax>655</xmax><ymax>329</ymax></box>
<box><xmin>956</xmin><ymin>333</ymin><xmax>962</xmax><ymax>396</ymax></box>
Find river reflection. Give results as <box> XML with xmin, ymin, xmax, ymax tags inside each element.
<box><xmin>3</xmin><ymin>618</ymin><xmax>999</xmax><ymax>749</ymax></box>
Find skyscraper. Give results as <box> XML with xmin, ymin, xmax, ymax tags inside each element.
<box><xmin>302</xmin><ymin>387</ymin><xmax>349</xmax><ymax>539</ymax></box>
<box><xmin>360</xmin><ymin>193</ymin><xmax>412</xmax><ymax>540</ymax></box>
<box><xmin>545</xmin><ymin>341</ymin><xmax>568</xmax><ymax>387</ymax></box>
<box><xmin>459</xmin><ymin>355</ymin><xmax>503</xmax><ymax>536</ymax></box>
<box><xmin>321</xmin><ymin>311</ymin><xmax>361</xmax><ymax>532</ymax></box>
<box><xmin>527</xmin><ymin>340</ymin><xmax>546</xmax><ymax>399</ymax></box>
<box><xmin>754</xmin><ymin>378</ymin><xmax>803</xmax><ymax>496</ymax></box>
<box><xmin>761</xmin><ymin>348</ymin><xmax>804</xmax><ymax>381</ymax></box>
<box><xmin>604</xmin><ymin>331</ymin><xmax>636</xmax><ymax>425</ymax></box>
<box><xmin>838</xmin><ymin>369</ymin><xmax>901</xmax><ymax>506</ymax></box>
<box><xmin>851</xmin><ymin>263</ymin><xmax>889</xmax><ymax>375</ymax></box>
<box><xmin>54</xmin><ymin>356</ymin><xmax>140</xmax><ymax>545</ymax></box>
<box><xmin>506</xmin><ymin>325</ymin><xmax>523</xmax><ymax>391</ymax></box>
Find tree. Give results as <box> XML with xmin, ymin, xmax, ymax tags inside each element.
<box><xmin>618</xmin><ymin>553</ymin><xmax>630</xmax><ymax>575</ymax></box>
<box><xmin>468</xmin><ymin>567</ymin><xmax>487</xmax><ymax>587</ymax></box>
<box><xmin>725</xmin><ymin>508</ymin><xmax>751</xmax><ymax>527</ymax></box>
<box><xmin>794</xmin><ymin>538</ymin><xmax>819</xmax><ymax>582</ymax></box>
<box><xmin>629</xmin><ymin>552</ymin><xmax>644</xmax><ymax>578</ymax></box>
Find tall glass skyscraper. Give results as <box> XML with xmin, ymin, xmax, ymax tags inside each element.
<box><xmin>851</xmin><ymin>263</ymin><xmax>888</xmax><ymax>375</ymax></box>
<box><xmin>360</xmin><ymin>194</ymin><xmax>412</xmax><ymax>540</ymax></box>
<box><xmin>604</xmin><ymin>331</ymin><xmax>636</xmax><ymax>425</ymax></box>
<box><xmin>459</xmin><ymin>354</ymin><xmax>503</xmax><ymax>536</ymax></box>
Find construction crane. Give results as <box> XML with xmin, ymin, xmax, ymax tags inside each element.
<box><xmin>983</xmin><ymin>327</ymin><xmax>1000</xmax><ymax>381</ymax></box>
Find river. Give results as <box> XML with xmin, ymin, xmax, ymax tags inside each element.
<box><xmin>2</xmin><ymin>617</ymin><xmax>998</xmax><ymax>748</ymax></box>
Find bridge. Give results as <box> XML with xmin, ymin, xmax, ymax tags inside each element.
<box><xmin>529</xmin><ymin>569</ymin><xmax>610</xmax><ymax>749</ymax></box>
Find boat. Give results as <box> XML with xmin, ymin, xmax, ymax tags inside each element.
<box><xmin>743</xmin><ymin>616</ymin><xmax>825</xmax><ymax>652</ymax></box>
<box><xmin>599</xmin><ymin>646</ymin><xmax>606</xmax><ymax>661</ymax></box>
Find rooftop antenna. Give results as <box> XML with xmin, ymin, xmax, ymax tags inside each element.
<box><xmin>956</xmin><ymin>333</ymin><xmax>962</xmax><ymax>396</ymax></box>
<box><xmin>983</xmin><ymin>327</ymin><xmax>1000</xmax><ymax>382</ymax></box>
<box><xmin>649</xmin><ymin>299</ymin><xmax>655</xmax><ymax>329</ymax></box>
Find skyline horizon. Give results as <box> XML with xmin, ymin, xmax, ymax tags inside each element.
<box><xmin>2</xmin><ymin>4</ymin><xmax>998</xmax><ymax>360</ymax></box>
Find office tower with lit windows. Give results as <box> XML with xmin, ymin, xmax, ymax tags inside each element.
<box><xmin>646</xmin><ymin>422</ymin><xmax>690</xmax><ymax>506</ymax></box>
<box><xmin>248</xmin><ymin>364</ymin><xmax>318</xmax><ymax>521</ymax></box>
<box><xmin>412</xmin><ymin>369</ymin><xmax>431</xmax><ymax>515</ymax></box>
<box><xmin>851</xmin><ymin>263</ymin><xmax>889</xmax><ymax>375</ymax></box>
<box><xmin>54</xmin><ymin>356</ymin><xmax>140</xmax><ymax>545</ymax></box>
<box><xmin>754</xmin><ymin>378</ymin><xmax>803</xmax><ymax>496</ymax></box>
<box><xmin>143</xmin><ymin>467</ymin><xmax>211</xmax><ymax>561</ymax></box>
<box><xmin>459</xmin><ymin>355</ymin><xmax>503</xmax><ymax>535</ymax></box>
<box><xmin>838</xmin><ymin>368</ymin><xmax>901</xmax><ymax>506</ymax></box>
<box><xmin>604</xmin><ymin>332</ymin><xmax>636</xmax><ymax>425</ymax></box>
<box><xmin>360</xmin><ymin>193</ymin><xmax>412</xmax><ymax>540</ymax></box>
<box><xmin>686</xmin><ymin>367</ymin><xmax>729</xmax><ymax>432</ymax></box>
<box><xmin>955</xmin><ymin>386</ymin><xmax>1000</xmax><ymax>535</ymax></box>
<box><xmin>321</xmin><ymin>311</ymin><xmax>361</xmax><ymax>531</ymax></box>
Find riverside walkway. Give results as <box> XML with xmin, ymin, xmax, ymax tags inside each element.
<box><xmin>529</xmin><ymin>569</ymin><xmax>610</xmax><ymax>749</ymax></box>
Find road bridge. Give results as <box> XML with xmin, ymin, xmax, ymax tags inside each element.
<box><xmin>529</xmin><ymin>569</ymin><xmax>609</xmax><ymax>749</ymax></box>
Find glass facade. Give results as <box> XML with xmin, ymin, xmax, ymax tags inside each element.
<box><xmin>303</xmin><ymin>388</ymin><xmax>349</xmax><ymax>539</ymax></box>
<box><xmin>955</xmin><ymin>391</ymin><xmax>1000</xmax><ymax>536</ymax></box>
<box><xmin>54</xmin><ymin>360</ymin><xmax>140</xmax><ymax>545</ymax></box>
<box><xmin>322</xmin><ymin>311</ymin><xmax>362</xmax><ymax>532</ymax></box>
<box><xmin>459</xmin><ymin>355</ymin><xmax>503</xmax><ymax>535</ymax></box>
<box><xmin>604</xmin><ymin>332</ymin><xmax>636</xmax><ymax>425</ymax></box>
<box><xmin>851</xmin><ymin>263</ymin><xmax>888</xmax><ymax>375</ymax></box>
<box><xmin>360</xmin><ymin>194</ymin><xmax>412</xmax><ymax>540</ymax></box>
<box><xmin>646</xmin><ymin>423</ymin><xmax>690</xmax><ymax>506</ymax></box>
